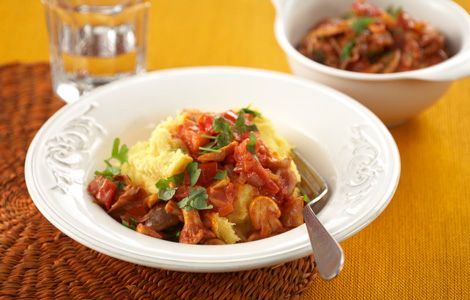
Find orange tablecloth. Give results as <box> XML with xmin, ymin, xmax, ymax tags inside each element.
<box><xmin>1</xmin><ymin>1</ymin><xmax>469</xmax><ymax>298</ymax></box>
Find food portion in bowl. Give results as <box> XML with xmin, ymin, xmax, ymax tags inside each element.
<box><xmin>87</xmin><ymin>107</ymin><xmax>306</xmax><ymax>245</ymax></box>
<box><xmin>298</xmin><ymin>0</ymin><xmax>448</xmax><ymax>73</ymax></box>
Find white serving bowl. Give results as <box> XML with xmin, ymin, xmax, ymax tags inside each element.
<box><xmin>273</xmin><ymin>0</ymin><xmax>470</xmax><ymax>125</ymax></box>
<box><xmin>25</xmin><ymin>67</ymin><xmax>400</xmax><ymax>272</ymax></box>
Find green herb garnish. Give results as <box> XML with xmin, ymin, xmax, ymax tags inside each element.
<box><xmin>199</xmin><ymin>146</ymin><xmax>221</xmax><ymax>153</ymax></box>
<box><xmin>312</xmin><ymin>50</ymin><xmax>326</xmax><ymax>63</ymax></box>
<box><xmin>111</xmin><ymin>138</ymin><xmax>128</xmax><ymax>164</ymax></box>
<box><xmin>155</xmin><ymin>162</ymin><xmax>201</xmax><ymax>201</ymax></box>
<box><xmin>247</xmin><ymin>132</ymin><xmax>257</xmax><ymax>155</ymax></box>
<box><xmin>351</xmin><ymin>17</ymin><xmax>375</xmax><ymax>34</ymax></box>
<box><xmin>200</xmin><ymin>134</ymin><xmax>217</xmax><ymax>140</ymax></box>
<box><xmin>156</xmin><ymin>178</ymin><xmax>177</xmax><ymax>201</ymax></box>
<box><xmin>116</xmin><ymin>181</ymin><xmax>125</xmax><ymax>190</ymax></box>
<box><xmin>386</xmin><ymin>6</ymin><xmax>402</xmax><ymax>19</ymax></box>
<box><xmin>198</xmin><ymin>116</ymin><xmax>233</xmax><ymax>153</ymax></box>
<box><xmin>187</xmin><ymin>162</ymin><xmax>201</xmax><ymax>186</ymax></box>
<box><xmin>198</xmin><ymin>106</ymin><xmax>260</xmax><ymax>154</ymax></box>
<box><xmin>234</xmin><ymin>112</ymin><xmax>258</xmax><ymax>134</ymax></box>
<box><xmin>239</xmin><ymin>107</ymin><xmax>261</xmax><ymax>117</ymax></box>
<box><xmin>177</xmin><ymin>187</ymin><xmax>213</xmax><ymax>211</ymax></box>
<box><xmin>214</xmin><ymin>170</ymin><xmax>228</xmax><ymax>180</ymax></box>
<box><xmin>303</xmin><ymin>194</ymin><xmax>310</xmax><ymax>203</ymax></box>
<box><xmin>212</xmin><ymin>117</ymin><xmax>234</xmax><ymax>148</ymax></box>
<box><xmin>168</xmin><ymin>173</ymin><xmax>185</xmax><ymax>186</ymax></box>
<box><xmin>340</xmin><ymin>41</ymin><xmax>355</xmax><ymax>62</ymax></box>
<box><xmin>95</xmin><ymin>160</ymin><xmax>120</xmax><ymax>178</ymax></box>
<box><xmin>95</xmin><ymin>137</ymin><xmax>128</xmax><ymax>179</ymax></box>
<box><xmin>122</xmin><ymin>219</ymin><xmax>137</xmax><ymax>230</ymax></box>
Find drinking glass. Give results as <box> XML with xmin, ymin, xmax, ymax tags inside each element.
<box><xmin>42</xmin><ymin>0</ymin><xmax>150</xmax><ymax>103</ymax></box>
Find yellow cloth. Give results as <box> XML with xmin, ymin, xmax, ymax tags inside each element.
<box><xmin>1</xmin><ymin>0</ymin><xmax>469</xmax><ymax>298</ymax></box>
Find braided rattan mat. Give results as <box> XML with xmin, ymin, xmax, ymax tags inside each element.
<box><xmin>0</xmin><ymin>63</ymin><xmax>317</xmax><ymax>299</ymax></box>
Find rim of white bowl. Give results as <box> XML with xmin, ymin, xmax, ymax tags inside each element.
<box><xmin>25</xmin><ymin>66</ymin><xmax>400</xmax><ymax>272</ymax></box>
<box><xmin>274</xmin><ymin>0</ymin><xmax>470</xmax><ymax>81</ymax></box>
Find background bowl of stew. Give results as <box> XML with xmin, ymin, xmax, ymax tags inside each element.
<box><xmin>273</xmin><ymin>0</ymin><xmax>470</xmax><ymax>125</ymax></box>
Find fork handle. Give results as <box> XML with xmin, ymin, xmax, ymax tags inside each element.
<box><xmin>304</xmin><ymin>206</ymin><xmax>344</xmax><ymax>280</ymax></box>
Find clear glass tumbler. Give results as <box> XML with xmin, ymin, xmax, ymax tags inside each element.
<box><xmin>42</xmin><ymin>0</ymin><xmax>150</xmax><ymax>103</ymax></box>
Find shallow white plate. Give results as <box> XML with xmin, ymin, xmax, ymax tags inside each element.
<box><xmin>25</xmin><ymin>67</ymin><xmax>400</xmax><ymax>272</ymax></box>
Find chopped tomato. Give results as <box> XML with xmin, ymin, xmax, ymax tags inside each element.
<box><xmin>178</xmin><ymin>122</ymin><xmax>209</xmax><ymax>154</ymax></box>
<box><xmin>174</xmin><ymin>185</ymin><xmax>190</xmax><ymax>200</ymax></box>
<box><xmin>87</xmin><ymin>176</ymin><xmax>118</xmax><ymax>210</ymax></box>
<box><xmin>197</xmin><ymin>162</ymin><xmax>218</xmax><ymax>186</ymax></box>
<box><xmin>352</xmin><ymin>0</ymin><xmax>381</xmax><ymax>16</ymax></box>
<box><xmin>208</xmin><ymin>178</ymin><xmax>235</xmax><ymax>216</ymax></box>
<box><xmin>233</xmin><ymin>139</ymin><xmax>279</xmax><ymax>195</ymax></box>
<box><xmin>198</xmin><ymin>113</ymin><xmax>215</xmax><ymax>135</ymax></box>
<box><xmin>180</xmin><ymin>210</ymin><xmax>206</xmax><ymax>244</ymax></box>
<box><xmin>277</xmin><ymin>168</ymin><xmax>298</xmax><ymax>200</ymax></box>
<box><xmin>124</xmin><ymin>204</ymin><xmax>149</xmax><ymax>219</ymax></box>
<box><xmin>280</xmin><ymin>196</ymin><xmax>304</xmax><ymax>228</ymax></box>
<box><xmin>222</xmin><ymin>110</ymin><xmax>238</xmax><ymax>124</ymax></box>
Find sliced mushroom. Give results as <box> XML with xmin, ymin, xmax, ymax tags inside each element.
<box><xmin>136</xmin><ymin>223</ymin><xmax>163</xmax><ymax>239</ymax></box>
<box><xmin>180</xmin><ymin>210</ymin><xmax>206</xmax><ymax>244</ymax></box>
<box><xmin>197</xmin><ymin>141</ymin><xmax>237</xmax><ymax>163</ymax></box>
<box><xmin>280</xmin><ymin>196</ymin><xmax>305</xmax><ymax>228</ymax></box>
<box><xmin>108</xmin><ymin>185</ymin><xmax>147</xmax><ymax>218</ymax></box>
<box><xmin>248</xmin><ymin>196</ymin><xmax>283</xmax><ymax>238</ymax></box>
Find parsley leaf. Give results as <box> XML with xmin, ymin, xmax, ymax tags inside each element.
<box><xmin>177</xmin><ymin>187</ymin><xmax>213</xmax><ymax>211</ymax></box>
<box><xmin>214</xmin><ymin>170</ymin><xmax>227</xmax><ymax>180</ymax></box>
<box><xmin>239</xmin><ymin>107</ymin><xmax>261</xmax><ymax>117</ymax></box>
<box><xmin>351</xmin><ymin>17</ymin><xmax>375</xmax><ymax>34</ymax></box>
<box><xmin>168</xmin><ymin>173</ymin><xmax>185</xmax><ymax>186</ymax></box>
<box><xmin>187</xmin><ymin>162</ymin><xmax>201</xmax><ymax>186</ymax></box>
<box><xmin>111</xmin><ymin>137</ymin><xmax>128</xmax><ymax>164</ymax></box>
<box><xmin>116</xmin><ymin>181</ymin><xmax>125</xmax><ymax>190</ymax></box>
<box><xmin>213</xmin><ymin>117</ymin><xmax>232</xmax><ymax>134</ymax></box>
<box><xmin>122</xmin><ymin>219</ymin><xmax>136</xmax><ymax>230</ymax></box>
<box><xmin>312</xmin><ymin>50</ymin><xmax>326</xmax><ymax>63</ymax></box>
<box><xmin>234</xmin><ymin>112</ymin><xmax>258</xmax><ymax>134</ymax></box>
<box><xmin>247</xmin><ymin>132</ymin><xmax>257</xmax><ymax>155</ymax></box>
<box><xmin>303</xmin><ymin>194</ymin><xmax>310</xmax><ymax>203</ymax></box>
<box><xmin>200</xmin><ymin>134</ymin><xmax>217</xmax><ymax>140</ymax></box>
<box><xmin>340</xmin><ymin>41</ymin><xmax>355</xmax><ymax>62</ymax></box>
<box><xmin>95</xmin><ymin>138</ymin><xmax>128</xmax><ymax>179</ymax></box>
<box><xmin>386</xmin><ymin>6</ymin><xmax>402</xmax><ymax>19</ymax></box>
<box><xmin>213</xmin><ymin>117</ymin><xmax>234</xmax><ymax>148</ymax></box>
<box><xmin>199</xmin><ymin>146</ymin><xmax>221</xmax><ymax>153</ymax></box>
<box><xmin>95</xmin><ymin>160</ymin><xmax>120</xmax><ymax>177</ymax></box>
<box><xmin>156</xmin><ymin>178</ymin><xmax>177</xmax><ymax>201</ymax></box>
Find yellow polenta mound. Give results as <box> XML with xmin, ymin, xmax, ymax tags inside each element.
<box><xmin>211</xmin><ymin>213</ymin><xmax>240</xmax><ymax>244</ymax></box>
<box><xmin>121</xmin><ymin>114</ymin><xmax>192</xmax><ymax>194</ymax></box>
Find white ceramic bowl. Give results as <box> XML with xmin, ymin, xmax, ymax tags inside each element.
<box><xmin>25</xmin><ymin>67</ymin><xmax>400</xmax><ymax>272</ymax></box>
<box><xmin>273</xmin><ymin>0</ymin><xmax>470</xmax><ymax>125</ymax></box>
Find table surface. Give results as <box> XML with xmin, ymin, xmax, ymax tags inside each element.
<box><xmin>1</xmin><ymin>0</ymin><xmax>469</xmax><ymax>299</ymax></box>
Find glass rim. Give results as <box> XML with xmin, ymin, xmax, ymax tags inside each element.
<box><xmin>41</xmin><ymin>0</ymin><xmax>150</xmax><ymax>13</ymax></box>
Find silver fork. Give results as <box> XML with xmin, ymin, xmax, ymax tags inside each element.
<box><xmin>292</xmin><ymin>149</ymin><xmax>344</xmax><ymax>280</ymax></box>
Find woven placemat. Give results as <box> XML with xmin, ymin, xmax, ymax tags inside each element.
<box><xmin>0</xmin><ymin>63</ymin><xmax>317</xmax><ymax>299</ymax></box>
